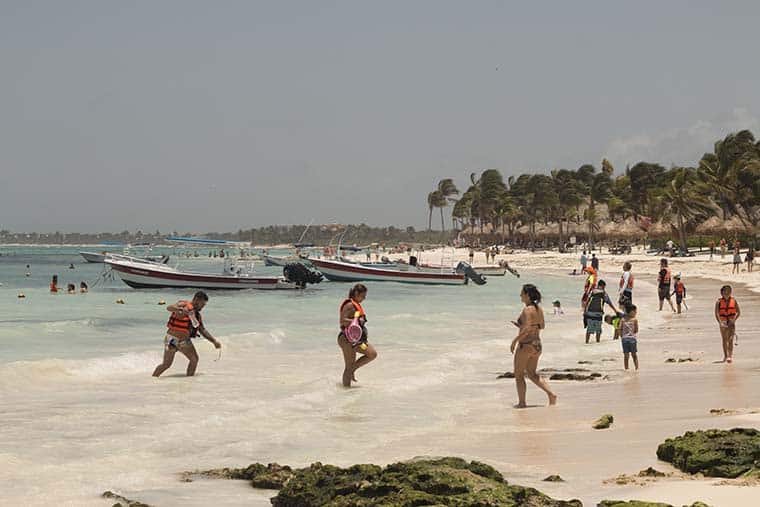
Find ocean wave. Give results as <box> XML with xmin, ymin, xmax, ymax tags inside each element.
<box><xmin>0</xmin><ymin>351</ymin><xmax>157</xmax><ymax>389</ymax></box>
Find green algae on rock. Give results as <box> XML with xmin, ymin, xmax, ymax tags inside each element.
<box><xmin>101</xmin><ymin>491</ymin><xmax>152</xmax><ymax>507</ymax></box>
<box><xmin>593</xmin><ymin>414</ymin><xmax>614</xmax><ymax>429</ymax></box>
<box><xmin>656</xmin><ymin>428</ymin><xmax>760</xmax><ymax>478</ymax></box>
<box><xmin>183</xmin><ymin>462</ymin><xmax>295</xmax><ymax>489</ymax></box>
<box><xmin>269</xmin><ymin>457</ymin><xmax>582</xmax><ymax>507</ymax></box>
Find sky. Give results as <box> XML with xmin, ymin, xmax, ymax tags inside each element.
<box><xmin>2</xmin><ymin>1</ymin><xmax>760</xmax><ymax>233</ymax></box>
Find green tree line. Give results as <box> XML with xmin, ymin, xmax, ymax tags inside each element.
<box><xmin>427</xmin><ymin>129</ymin><xmax>760</xmax><ymax>251</ymax></box>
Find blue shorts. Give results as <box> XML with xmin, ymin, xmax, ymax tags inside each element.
<box><xmin>586</xmin><ymin>318</ymin><xmax>603</xmax><ymax>334</ymax></box>
<box><xmin>622</xmin><ymin>337</ymin><xmax>637</xmax><ymax>353</ymax></box>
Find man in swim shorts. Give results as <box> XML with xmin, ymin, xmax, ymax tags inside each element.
<box><xmin>152</xmin><ymin>291</ymin><xmax>221</xmax><ymax>377</ymax></box>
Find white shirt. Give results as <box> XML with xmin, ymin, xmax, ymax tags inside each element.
<box><xmin>620</xmin><ymin>271</ymin><xmax>632</xmax><ymax>293</ymax></box>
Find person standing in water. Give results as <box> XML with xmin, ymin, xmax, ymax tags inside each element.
<box><xmin>618</xmin><ymin>261</ymin><xmax>634</xmax><ymax>307</ymax></box>
<box><xmin>338</xmin><ymin>284</ymin><xmax>378</xmax><ymax>387</ymax></box>
<box><xmin>715</xmin><ymin>285</ymin><xmax>740</xmax><ymax>364</ymax></box>
<box><xmin>657</xmin><ymin>258</ymin><xmax>676</xmax><ymax>312</ymax></box>
<box><xmin>620</xmin><ymin>304</ymin><xmax>639</xmax><ymax>371</ymax></box>
<box><xmin>49</xmin><ymin>275</ymin><xmax>58</xmax><ymax>293</ymax></box>
<box><xmin>510</xmin><ymin>284</ymin><xmax>557</xmax><ymax>408</ymax></box>
<box><xmin>152</xmin><ymin>291</ymin><xmax>221</xmax><ymax>377</ymax></box>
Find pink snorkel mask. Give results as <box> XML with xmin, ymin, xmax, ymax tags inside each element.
<box><xmin>344</xmin><ymin>311</ymin><xmax>364</xmax><ymax>345</ymax></box>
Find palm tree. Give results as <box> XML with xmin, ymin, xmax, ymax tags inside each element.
<box><xmin>663</xmin><ymin>167</ymin><xmax>715</xmax><ymax>252</ymax></box>
<box><xmin>550</xmin><ymin>169</ymin><xmax>583</xmax><ymax>251</ymax></box>
<box><xmin>427</xmin><ymin>191</ymin><xmax>438</xmax><ymax>231</ymax></box>
<box><xmin>576</xmin><ymin>164</ymin><xmax>612</xmax><ymax>248</ymax></box>
<box><xmin>435</xmin><ymin>178</ymin><xmax>460</xmax><ymax>232</ymax></box>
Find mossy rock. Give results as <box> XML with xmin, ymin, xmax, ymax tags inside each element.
<box><xmin>270</xmin><ymin>457</ymin><xmax>582</xmax><ymax>507</ymax></box>
<box><xmin>593</xmin><ymin>414</ymin><xmax>614</xmax><ymax>429</ymax></box>
<box><xmin>656</xmin><ymin>428</ymin><xmax>760</xmax><ymax>478</ymax></box>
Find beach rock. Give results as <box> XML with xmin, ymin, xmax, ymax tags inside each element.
<box><xmin>709</xmin><ymin>408</ymin><xmax>736</xmax><ymax>416</ymax></box>
<box><xmin>498</xmin><ymin>369</ymin><xmax>604</xmax><ymax>381</ymax></box>
<box><xmin>637</xmin><ymin>467</ymin><xmax>665</xmax><ymax>477</ymax></box>
<box><xmin>101</xmin><ymin>491</ymin><xmax>152</xmax><ymax>507</ymax></box>
<box><xmin>593</xmin><ymin>414</ymin><xmax>614</xmax><ymax>429</ymax></box>
<box><xmin>183</xmin><ymin>463</ymin><xmax>294</xmax><ymax>489</ymax></box>
<box><xmin>665</xmin><ymin>357</ymin><xmax>697</xmax><ymax>363</ymax></box>
<box><xmin>656</xmin><ymin>428</ymin><xmax>760</xmax><ymax>478</ymax></box>
<box><xmin>268</xmin><ymin>457</ymin><xmax>582</xmax><ymax>507</ymax></box>
<box><xmin>542</xmin><ymin>474</ymin><xmax>565</xmax><ymax>482</ymax></box>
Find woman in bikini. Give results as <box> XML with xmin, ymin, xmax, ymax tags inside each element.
<box><xmin>337</xmin><ymin>284</ymin><xmax>378</xmax><ymax>387</ymax></box>
<box><xmin>510</xmin><ymin>284</ymin><xmax>557</xmax><ymax>408</ymax></box>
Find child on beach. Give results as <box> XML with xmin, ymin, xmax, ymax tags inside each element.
<box><xmin>552</xmin><ymin>300</ymin><xmax>563</xmax><ymax>315</ymax></box>
<box><xmin>672</xmin><ymin>274</ymin><xmax>686</xmax><ymax>314</ymax></box>
<box><xmin>620</xmin><ymin>305</ymin><xmax>639</xmax><ymax>370</ymax></box>
<box><xmin>715</xmin><ymin>285</ymin><xmax>741</xmax><ymax>363</ymax></box>
<box><xmin>604</xmin><ymin>312</ymin><xmax>624</xmax><ymax>340</ymax></box>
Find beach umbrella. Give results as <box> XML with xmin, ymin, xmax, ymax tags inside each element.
<box><xmin>648</xmin><ymin>221</ymin><xmax>672</xmax><ymax>237</ymax></box>
<box><xmin>696</xmin><ymin>215</ymin><xmax>723</xmax><ymax>234</ymax></box>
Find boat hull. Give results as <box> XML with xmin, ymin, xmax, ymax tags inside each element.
<box><xmin>418</xmin><ymin>264</ymin><xmax>507</xmax><ymax>276</ymax></box>
<box><xmin>80</xmin><ymin>252</ymin><xmax>107</xmax><ymax>263</ymax></box>
<box><xmin>107</xmin><ymin>261</ymin><xmax>299</xmax><ymax>290</ymax></box>
<box><xmin>309</xmin><ymin>258</ymin><xmax>465</xmax><ymax>285</ymax></box>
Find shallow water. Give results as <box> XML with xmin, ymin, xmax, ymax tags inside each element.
<box><xmin>1</xmin><ymin>247</ymin><xmax>758</xmax><ymax>506</ymax></box>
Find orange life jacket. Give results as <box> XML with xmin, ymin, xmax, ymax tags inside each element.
<box><xmin>167</xmin><ymin>301</ymin><xmax>200</xmax><ymax>335</ymax></box>
<box><xmin>674</xmin><ymin>281</ymin><xmax>685</xmax><ymax>295</ymax></box>
<box><xmin>340</xmin><ymin>298</ymin><xmax>366</xmax><ymax>328</ymax></box>
<box><xmin>619</xmin><ymin>272</ymin><xmax>634</xmax><ymax>290</ymax></box>
<box><xmin>659</xmin><ymin>267</ymin><xmax>671</xmax><ymax>285</ymax></box>
<box><xmin>718</xmin><ymin>297</ymin><xmax>737</xmax><ymax>321</ymax></box>
<box><xmin>49</xmin><ymin>283</ymin><xmax>58</xmax><ymax>293</ymax></box>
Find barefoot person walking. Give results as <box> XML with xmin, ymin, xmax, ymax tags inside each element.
<box><xmin>152</xmin><ymin>291</ymin><xmax>221</xmax><ymax>377</ymax></box>
<box><xmin>338</xmin><ymin>284</ymin><xmax>378</xmax><ymax>387</ymax></box>
<box><xmin>715</xmin><ymin>285</ymin><xmax>740</xmax><ymax>364</ymax></box>
<box><xmin>510</xmin><ymin>284</ymin><xmax>557</xmax><ymax>408</ymax></box>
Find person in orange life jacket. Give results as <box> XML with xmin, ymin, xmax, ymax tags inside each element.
<box><xmin>618</xmin><ymin>261</ymin><xmax>634</xmax><ymax>306</ymax></box>
<box><xmin>671</xmin><ymin>274</ymin><xmax>686</xmax><ymax>314</ymax></box>
<box><xmin>714</xmin><ymin>285</ymin><xmax>741</xmax><ymax>364</ymax></box>
<box><xmin>657</xmin><ymin>258</ymin><xmax>676</xmax><ymax>313</ymax></box>
<box><xmin>337</xmin><ymin>284</ymin><xmax>377</xmax><ymax>387</ymax></box>
<box><xmin>50</xmin><ymin>275</ymin><xmax>58</xmax><ymax>293</ymax></box>
<box><xmin>152</xmin><ymin>291</ymin><xmax>221</xmax><ymax>377</ymax></box>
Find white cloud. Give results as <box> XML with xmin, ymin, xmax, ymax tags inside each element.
<box><xmin>605</xmin><ymin>108</ymin><xmax>760</xmax><ymax>169</ymax></box>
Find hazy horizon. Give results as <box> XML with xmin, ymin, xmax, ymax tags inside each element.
<box><xmin>3</xmin><ymin>1</ymin><xmax>760</xmax><ymax>233</ymax></box>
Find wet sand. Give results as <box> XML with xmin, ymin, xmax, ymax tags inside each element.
<box><xmin>146</xmin><ymin>277</ymin><xmax>760</xmax><ymax>506</ymax></box>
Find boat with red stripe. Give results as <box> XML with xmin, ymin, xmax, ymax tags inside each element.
<box><xmin>308</xmin><ymin>258</ymin><xmax>474</xmax><ymax>285</ymax></box>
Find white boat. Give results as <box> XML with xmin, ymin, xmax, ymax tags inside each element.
<box><xmin>308</xmin><ymin>258</ymin><xmax>469</xmax><ymax>285</ymax></box>
<box><xmin>105</xmin><ymin>258</ymin><xmax>313</xmax><ymax>290</ymax></box>
<box><xmin>80</xmin><ymin>251</ymin><xmax>108</xmax><ymax>263</ymax></box>
<box><xmin>418</xmin><ymin>263</ymin><xmax>507</xmax><ymax>276</ymax></box>
<box><xmin>80</xmin><ymin>251</ymin><xmax>170</xmax><ymax>264</ymax></box>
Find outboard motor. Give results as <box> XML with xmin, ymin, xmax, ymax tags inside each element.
<box><xmin>456</xmin><ymin>261</ymin><xmax>487</xmax><ymax>286</ymax></box>
<box><xmin>409</xmin><ymin>255</ymin><xmax>418</xmax><ymax>267</ymax></box>
<box><xmin>283</xmin><ymin>263</ymin><xmax>324</xmax><ymax>289</ymax></box>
